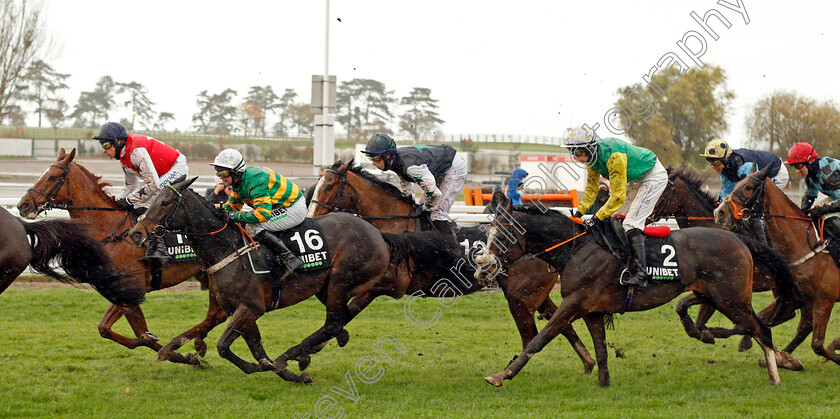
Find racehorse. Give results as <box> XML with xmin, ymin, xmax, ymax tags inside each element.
<box><xmin>307</xmin><ymin>160</ymin><xmax>596</xmax><ymax>372</ymax></box>
<box><xmin>0</xmin><ymin>205</ymin><xmax>141</xmax><ymax>306</ymax></box>
<box><xmin>127</xmin><ymin>177</ymin><xmax>401</xmax><ymax>382</ymax></box>
<box><xmin>715</xmin><ymin>164</ymin><xmax>840</xmax><ymax>365</ymax></box>
<box><xmin>650</xmin><ymin>168</ymin><xmax>799</xmax><ymax>350</ymax></box>
<box><xmin>476</xmin><ymin>202</ymin><xmax>801</xmax><ymax>387</ymax></box>
<box><xmin>16</xmin><ymin>149</ymin><xmax>224</xmax><ymax>365</ymax></box>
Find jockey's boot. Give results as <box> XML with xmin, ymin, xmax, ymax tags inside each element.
<box><xmin>256</xmin><ymin>230</ymin><xmax>304</xmax><ymax>281</ymax></box>
<box><xmin>748</xmin><ymin>216</ymin><xmax>772</xmax><ymax>247</ymax></box>
<box><xmin>432</xmin><ymin>220</ymin><xmax>458</xmax><ymax>241</ymax></box>
<box><xmin>824</xmin><ymin>216</ymin><xmax>840</xmax><ymax>240</ymax></box>
<box><xmin>623</xmin><ymin>228</ymin><xmax>648</xmax><ymax>288</ymax></box>
<box><xmin>142</xmin><ymin>235</ymin><xmax>171</xmax><ymax>262</ymax></box>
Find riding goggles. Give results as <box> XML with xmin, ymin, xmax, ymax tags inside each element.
<box><xmin>215</xmin><ymin>169</ymin><xmax>233</xmax><ymax>178</ymax></box>
<box><xmin>705</xmin><ymin>157</ymin><xmax>724</xmax><ymax>167</ymax></box>
<box><xmin>370</xmin><ymin>155</ymin><xmax>384</xmax><ymax>163</ymax></box>
<box><xmin>791</xmin><ymin>162</ymin><xmax>807</xmax><ymax>170</ymax></box>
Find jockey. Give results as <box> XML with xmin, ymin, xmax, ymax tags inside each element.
<box><xmin>211</xmin><ymin>148</ymin><xmax>304</xmax><ymax>281</ymax></box>
<box><xmin>701</xmin><ymin>138</ymin><xmax>788</xmax><ymax>246</ymax></box>
<box><xmin>566</xmin><ymin>124</ymin><xmax>668</xmax><ymax>288</ymax></box>
<box><xmin>784</xmin><ymin>142</ymin><xmax>840</xmax><ymax>242</ymax></box>
<box><xmin>361</xmin><ymin>133</ymin><xmax>468</xmax><ymax>239</ymax></box>
<box><xmin>506</xmin><ymin>168</ymin><xmax>529</xmax><ymax>206</ymax></box>
<box><xmin>94</xmin><ymin>122</ymin><xmax>188</xmax><ymax>261</ymax></box>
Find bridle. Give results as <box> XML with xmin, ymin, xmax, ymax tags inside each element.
<box><xmin>310</xmin><ymin>168</ymin><xmax>421</xmax><ymax>221</ymax></box>
<box><xmin>727</xmin><ymin>175</ymin><xmax>766</xmax><ymax>221</ymax></box>
<box><xmin>25</xmin><ymin>161</ymin><xmax>120</xmax><ymax>213</ymax></box>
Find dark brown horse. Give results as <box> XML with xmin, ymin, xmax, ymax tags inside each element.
<box><xmin>715</xmin><ymin>164</ymin><xmax>840</xmax><ymax>365</ymax></box>
<box><xmin>0</xmin><ymin>206</ymin><xmax>141</xmax><ymax>306</ymax></box>
<box><xmin>477</xmin><ymin>203</ymin><xmax>801</xmax><ymax>387</ymax></box>
<box><xmin>126</xmin><ymin>177</ymin><xmax>399</xmax><ymax>382</ymax></box>
<box><xmin>307</xmin><ymin>160</ymin><xmax>596</xmax><ymax>372</ymax></box>
<box><xmin>650</xmin><ymin>168</ymin><xmax>799</xmax><ymax>350</ymax></box>
<box><xmin>16</xmin><ymin>149</ymin><xmax>224</xmax><ymax>365</ymax></box>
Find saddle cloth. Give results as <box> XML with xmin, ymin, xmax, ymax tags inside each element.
<box><xmin>161</xmin><ymin>233</ymin><xmax>199</xmax><ymax>263</ymax></box>
<box><xmin>596</xmin><ymin>218</ymin><xmax>683</xmax><ymax>282</ymax></box>
<box><xmin>274</xmin><ymin>218</ymin><xmax>332</xmax><ymax>273</ymax></box>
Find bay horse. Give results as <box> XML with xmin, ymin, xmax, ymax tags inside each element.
<box><xmin>0</xmin><ymin>206</ymin><xmax>141</xmax><ymax>306</ymax></box>
<box><xmin>476</xmin><ymin>203</ymin><xmax>802</xmax><ymax>387</ymax></box>
<box><xmin>307</xmin><ymin>160</ymin><xmax>596</xmax><ymax>373</ymax></box>
<box><xmin>127</xmin><ymin>177</ymin><xmax>396</xmax><ymax>382</ymax></box>
<box><xmin>650</xmin><ymin>168</ymin><xmax>799</xmax><ymax>351</ymax></box>
<box><xmin>16</xmin><ymin>149</ymin><xmax>224</xmax><ymax>365</ymax></box>
<box><xmin>715</xmin><ymin>164</ymin><xmax>840</xmax><ymax>365</ymax></box>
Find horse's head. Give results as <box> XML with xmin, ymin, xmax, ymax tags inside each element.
<box><xmin>128</xmin><ymin>176</ymin><xmax>200</xmax><ymax>248</ymax></box>
<box><xmin>307</xmin><ymin>159</ymin><xmax>357</xmax><ymax>218</ymax></box>
<box><xmin>714</xmin><ymin>164</ymin><xmax>773</xmax><ymax>228</ymax></box>
<box><xmin>17</xmin><ymin>148</ymin><xmax>78</xmax><ymax>219</ymax></box>
<box><xmin>474</xmin><ymin>200</ymin><xmax>526</xmax><ymax>281</ymax></box>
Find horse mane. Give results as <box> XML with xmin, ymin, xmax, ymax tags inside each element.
<box><xmin>674</xmin><ymin>168</ymin><xmax>718</xmax><ymax>208</ymax></box>
<box><xmin>346</xmin><ymin>165</ymin><xmax>416</xmax><ymax>206</ymax></box>
<box><xmin>514</xmin><ymin>205</ymin><xmax>570</xmax><ymax>220</ymax></box>
<box><xmin>73</xmin><ymin>162</ymin><xmax>117</xmax><ymax>204</ymax></box>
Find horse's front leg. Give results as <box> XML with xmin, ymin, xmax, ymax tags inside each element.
<box><xmin>675</xmin><ymin>294</ymin><xmax>714</xmax><ymax>344</ymax></box>
<box><xmin>98</xmin><ymin>303</ymin><xmax>162</xmax><ymax>351</ymax></box>
<box><xmin>484</xmin><ymin>293</ymin><xmax>584</xmax><ymax>387</ymax></box>
<box><xmin>216</xmin><ymin>306</ymin><xmax>281</xmax><ymax>376</ymax></box>
<box><xmin>583</xmin><ymin>314</ymin><xmax>610</xmax><ymax>387</ymax></box>
<box><xmin>157</xmin><ymin>289</ymin><xmax>229</xmax><ymax>366</ymax></box>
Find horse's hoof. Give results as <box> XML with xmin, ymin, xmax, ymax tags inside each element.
<box><xmin>778</xmin><ymin>352</ymin><xmax>804</xmax><ymax>371</ymax></box>
<box><xmin>301</xmin><ymin>372</ymin><xmax>313</xmax><ymax>384</ymax></box>
<box><xmin>337</xmin><ymin>329</ymin><xmax>350</xmax><ymax>347</ymax></box>
<box><xmin>296</xmin><ymin>354</ymin><xmax>311</xmax><ymax>371</ymax></box>
<box><xmin>484</xmin><ymin>375</ymin><xmax>503</xmax><ymax>387</ymax></box>
<box><xmin>143</xmin><ymin>332</ymin><xmax>160</xmax><ymax>342</ymax></box>
<box><xmin>583</xmin><ymin>361</ymin><xmax>595</xmax><ymax>375</ymax></box>
<box><xmin>699</xmin><ymin>330</ymin><xmax>715</xmax><ymax>345</ymax></box>
<box><xmin>259</xmin><ymin>358</ymin><xmax>275</xmax><ymax>371</ymax></box>
<box><xmin>738</xmin><ymin>337</ymin><xmax>753</xmax><ymax>352</ymax></box>
<box><xmin>194</xmin><ymin>339</ymin><xmax>208</xmax><ymax>357</ymax></box>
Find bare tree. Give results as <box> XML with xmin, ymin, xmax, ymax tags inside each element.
<box><xmin>0</xmin><ymin>0</ymin><xmax>51</xmax><ymax>122</ymax></box>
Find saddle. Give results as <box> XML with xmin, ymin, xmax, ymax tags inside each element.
<box><xmin>591</xmin><ymin>217</ymin><xmax>682</xmax><ymax>282</ymax></box>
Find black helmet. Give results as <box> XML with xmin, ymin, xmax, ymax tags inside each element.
<box><xmin>93</xmin><ymin>122</ymin><xmax>128</xmax><ymax>143</ymax></box>
<box><xmin>361</xmin><ymin>133</ymin><xmax>397</xmax><ymax>156</ymax></box>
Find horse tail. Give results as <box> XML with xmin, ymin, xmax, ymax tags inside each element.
<box><xmin>740</xmin><ymin>236</ymin><xmax>801</xmax><ymax>325</ymax></box>
<box><xmin>21</xmin><ymin>219</ymin><xmax>145</xmax><ymax>307</ymax></box>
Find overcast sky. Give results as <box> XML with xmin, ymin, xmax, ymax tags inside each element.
<box><xmin>40</xmin><ymin>0</ymin><xmax>839</xmax><ymax>148</ymax></box>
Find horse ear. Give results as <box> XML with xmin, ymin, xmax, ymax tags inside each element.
<box><xmin>174</xmin><ymin>176</ymin><xmax>199</xmax><ymax>190</ymax></box>
<box><xmin>58</xmin><ymin>148</ymin><xmax>66</xmax><ymax>159</ymax></box>
<box><xmin>67</xmin><ymin>148</ymin><xmax>76</xmax><ymax>162</ymax></box>
<box><xmin>756</xmin><ymin>163</ymin><xmax>772</xmax><ymax>179</ymax></box>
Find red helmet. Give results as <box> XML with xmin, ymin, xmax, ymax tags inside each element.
<box><xmin>784</xmin><ymin>142</ymin><xmax>818</xmax><ymax>164</ymax></box>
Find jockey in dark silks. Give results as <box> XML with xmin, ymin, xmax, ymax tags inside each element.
<box><xmin>361</xmin><ymin>133</ymin><xmax>468</xmax><ymax>240</ymax></box>
<box><xmin>701</xmin><ymin>138</ymin><xmax>788</xmax><ymax>247</ymax></box>
<box><xmin>785</xmin><ymin>142</ymin><xmax>840</xmax><ymax>247</ymax></box>
<box><xmin>212</xmin><ymin>148</ymin><xmax>304</xmax><ymax>281</ymax></box>
<box><xmin>565</xmin><ymin>124</ymin><xmax>668</xmax><ymax>288</ymax></box>
<box><xmin>95</xmin><ymin>122</ymin><xmax>189</xmax><ymax>261</ymax></box>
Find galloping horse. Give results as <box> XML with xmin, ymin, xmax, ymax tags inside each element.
<box><xmin>16</xmin><ymin>149</ymin><xmax>224</xmax><ymax>365</ymax></box>
<box><xmin>650</xmin><ymin>168</ymin><xmax>799</xmax><ymax>350</ymax></box>
<box><xmin>477</xmin><ymin>203</ymin><xmax>801</xmax><ymax>387</ymax></box>
<box><xmin>127</xmin><ymin>177</ymin><xmax>399</xmax><ymax>382</ymax></box>
<box><xmin>307</xmin><ymin>160</ymin><xmax>596</xmax><ymax>372</ymax></box>
<box><xmin>0</xmin><ymin>206</ymin><xmax>141</xmax><ymax>306</ymax></box>
<box><xmin>715</xmin><ymin>164</ymin><xmax>840</xmax><ymax>365</ymax></box>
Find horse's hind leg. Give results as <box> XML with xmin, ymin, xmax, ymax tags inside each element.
<box><xmin>676</xmin><ymin>294</ymin><xmax>714</xmax><ymax>344</ymax></box>
<box><xmin>713</xmin><ymin>300</ymin><xmax>784</xmax><ymax>384</ymax></box>
<box><xmin>98</xmin><ymin>304</ymin><xmax>162</xmax><ymax>351</ymax></box>
<box><xmin>158</xmin><ymin>290</ymin><xmax>229</xmax><ymax>366</ymax></box>
<box><xmin>536</xmin><ymin>297</ymin><xmax>557</xmax><ymax>320</ymax></box>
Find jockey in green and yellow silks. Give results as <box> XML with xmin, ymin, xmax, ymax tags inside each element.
<box><xmin>212</xmin><ymin>148</ymin><xmax>304</xmax><ymax>281</ymax></box>
<box><xmin>565</xmin><ymin>124</ymin><xmax>668</xmax><ymax>288</ymax></box>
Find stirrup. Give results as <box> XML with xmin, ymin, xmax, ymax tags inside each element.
<box><xmin>619</xmin><ymin>268</ymin><xmax>647</xmax><ymax>288</ymax></box>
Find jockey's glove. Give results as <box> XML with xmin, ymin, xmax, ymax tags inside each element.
<box><xmin>225</xmin><ymin>211</ymin><xmax>238</xmax><ymax>223</ymax></box>
<box><xmin>582</xmin><ymin>216</ymin><xmax>601</xmax><ymax>231</ymax></box>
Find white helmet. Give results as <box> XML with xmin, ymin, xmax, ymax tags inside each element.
<box><xmin>563</xmin><ymin>124</ymin><xmax>599</xmax><ymax>167</ymax></box>
<box><xmin>211</xmin><ymin>148</ymin><xmax>246</xmax><ymax>173</ymax></box>
<box><xmin>563</xmin><ymin>124</ymin><xmax>598</xmax><ymax>147</ymax></box>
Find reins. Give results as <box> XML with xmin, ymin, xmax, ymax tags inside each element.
<box><xmin>502</xmin><ymin>230</ymin><xmax>587</xmax><ymax>271</ymax></box>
